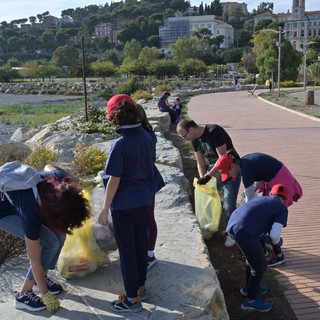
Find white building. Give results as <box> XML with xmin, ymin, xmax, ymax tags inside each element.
<box><xmin>254</xmin><ymin>0</ymin><xmax>320</xmax><ymax>51</ymax></box>
<box><xmin>159</xmin><ymin>14</ymin><xmax>234</xmax><ymax>51</ymax></box>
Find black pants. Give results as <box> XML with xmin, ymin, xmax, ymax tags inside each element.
<box><xmin>112</xmin><ymin>206</ymin><xmax>149</xmax><ymax>298</ymax></box>
<box><xmin>236</xmin><ymin>239</ymin><xmax>267</xmax><ymax>300</ymax></box>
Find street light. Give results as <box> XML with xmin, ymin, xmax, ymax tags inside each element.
<box><xmin>276</xmin><ymin>26</ymin><xmax>282</xmax><ymax>97</ymax></box>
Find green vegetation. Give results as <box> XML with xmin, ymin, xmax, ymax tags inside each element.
<box><xmin>73</xmin><ymin>143</ymin><xmax>107</xmax><ymax>178</ymax></box>
<box><xmin>25</xmin><ymin>145</ymin><xmax>58</xmax><ymax>171</ymax></box>
<box><xmin>0</xmin><ymin>103</ymin><xmax>83</xmax><ymax>125</ymax></box>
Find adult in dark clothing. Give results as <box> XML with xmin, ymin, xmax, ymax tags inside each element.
<box><xmin>158</xmin><ymin>92</ymin><xmax>177</xmax><ymax>123</ymax></box>
<box><xmin>176</xmin><ymin>119</ymin><xmax>240</xmax><ymax>247</ymax></box>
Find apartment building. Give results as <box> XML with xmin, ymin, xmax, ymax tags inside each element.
<box><xmin>221</xmin><ymin>2</ymin><xmax>248</xmax><ymax>16</ymax></box>
<box><xmin>92</xmin><ymin>23</ymin><xmax>118</xmax><ymax>43</ymax></box>
<box><xmin>159</xmin><ymin>14</ymin><xmax>234</xmax><ymax>51</ymax></box>
<box><xmin>254</xmin><ymin>0</ymin><xmax>320</xmax><ymax>51</ymax></box>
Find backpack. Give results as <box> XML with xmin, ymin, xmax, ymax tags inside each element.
<box><xmin>0</xmin><ymin>161</ymin><xmax>42</xmax><ymax>205</ymax></box>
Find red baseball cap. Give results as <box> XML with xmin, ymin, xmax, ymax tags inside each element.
<box><xmin>215</xmin><ymin>154</ymin><xmax>234</xmax><ymax>182</ymax></box>
<box><xmin>106</xmin><ymin>94</ymin><xmax>135</xmax><ymax>120</ymax></box>
<box><xmin>270</xmin><ymin>184</ymin><xmax>289</xmax><ymax>199</ymax></box>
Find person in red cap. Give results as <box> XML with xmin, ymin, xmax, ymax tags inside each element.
<box><xmin>99</xmin><ymin>94</ymin><xmax>155</xmax><ymax>313</ymax></box>
<box><xmin>176</xmin><ymin>119</ymin><xmax>241</xmax><ymax>247</ymax></box>
<box><xmin>215</xmin><ymin>151</ymin><xmax>303</xmax><ymax>266</ymax></box>
<box><xmin>226</xmin><ymin>184</ymin><xmax>289</xmax><ymax>312</ymax></box>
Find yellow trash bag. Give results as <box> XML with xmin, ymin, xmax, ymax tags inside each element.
<box><xmin>57</xmin><ymin>188</ymin><xmax>110</xmax><ymax>279</ymax></box>
<box><xmin>193</xmin><ymin>177</ymin><xmax>222</xmax><ymax>240</ymax></box>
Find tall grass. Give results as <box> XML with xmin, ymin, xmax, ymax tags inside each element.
<box><xmin>0</xmin><ymin>103</ymin><xmax>83</xmax><ymax>125</ymax></box>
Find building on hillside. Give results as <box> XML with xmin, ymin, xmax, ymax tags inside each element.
<box><xmin>159</xmin><ymin>14</ymin><xmax>234</xmax><ymax>53</ymax></box>
<box><xmin>92</xmin><ymin>23</ymin><xmax>118</xmax><ymax>43</ymax></box>
<box><xmin>254</xmin><ymin>0</ymin><xmax>320</xmax><ymax>51</ymax></box>
<box><xmin>42</xmin><ymin>15</ymin><xmax>59</xmax><ymax>28</ymax></box>
<box><xmin>20</xmin><ymin>24</ymin><xmax>32</xmax><ymax>32</ymax></box>
<box><xmin>221</xmin><ymin>2</ymin><xmax>248</xmax><ymax>16</ymax></box>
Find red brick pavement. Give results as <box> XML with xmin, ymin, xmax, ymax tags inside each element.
<box><xmin>188</xmin><ymin>89</ymin><xmax>320</xmax><ymax>320</ymax></box>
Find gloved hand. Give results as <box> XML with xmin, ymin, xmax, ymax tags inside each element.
<box><xmin>260</xmin><ymin>234</ymin><xmax>283</xmax><ymax>247</ymax></box>
<box><xmin>197</xmin><ymin>175</ymin><xmax>211</xmax><ymax>185</ymax></box>
<box><xmin>41</xmin><ymin>291</ymin><xmax>60</xmax><ymax>313</ymax></box>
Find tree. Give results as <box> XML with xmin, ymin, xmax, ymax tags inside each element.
<box><xmin>138</xmin><ymin>46</ymin><xmax>159</xmax><ymax>65</ymax></box>
<box><xmin>211</xmin><ymin>0</ymin><xmax>223</xmax><ymax>16</ymax></box>
<box><xmin>51</xmin><ymin>45</ymin><xmax>80</xmax><ymax>67</ymax></box>
<box><xmin>253</xmin><ymin>30</ymin><xmax>301</xmax><ymax>83</ymax></box>
<box><xmin>29</xmin><ymin>16</ymin><xmax>36</xmax><ymax>24</ymax></box>
<box><xmin>148</xmin><ymin>60</ymin><xmax>179</xmax><ymax>79</ymax></box>
<box><xmin>123</xmin><ymin>39</ymin><xmax>142</xmax><ymax>64</ymax></box>
<box><xmin>308</xmin><ymin>62</ymin><xmax>320</xmax><ymax>85</ymax></box>
<box><xmin>22</xmin><ymin>60</ymin><xmax>41</xmax><ymax>81</ymax></box>
<box><xmin>0</xmin><ymin>64</ymin><xmax>19</xmax><ymax>82</ymax></box>
<box><xmin>90</xmin><ymin>61</ymin><xmax>117</xmax><ymax>82</ymax></box>
<box><xmin>241</xmin><ymin>51</ymin><xmax>258</xmax><ymax>74</ymax></box>
<box><xmin>180</xmin><ymin>59</ymin><xmax>208</xmax><ymax>77</ymax></box>
<box><xmin>253</xmin><ymin>2</ymin><xmax>274</xmax><ymax>14</ymax></box>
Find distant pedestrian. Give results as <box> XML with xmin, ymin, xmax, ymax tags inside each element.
<box><xmin>227</xmin><ymin>184</ymin><xmax>289</xmax><ymax>312</ymax></box>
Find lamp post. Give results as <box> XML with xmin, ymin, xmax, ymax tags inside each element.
<box><xmin>277</xmin><ymin>26</ymin><xmax>281</xmax><ymax>97</ymax></box>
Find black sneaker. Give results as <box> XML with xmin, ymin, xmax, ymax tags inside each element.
<box><xmin>147</xmin><ymin>255</ymin><xmax>157</xmax><ymax>269</ymax></box>
<box><xmin>110</xmin><ymin>294</ymin><xmax>143</xmax><ymax>313</ymax></box>
<box><xmin>34</xmin><ymin>276</ymin><xmax>63</xmax><ymax>295</ymax></box>
<box><xmin>14</xmin><ymin>291</ymin><xmax>46</xmax><ymax>312</ymax></box>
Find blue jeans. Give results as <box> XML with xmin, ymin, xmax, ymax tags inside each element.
<box><xmin>0</xmin><ymin>214</ymin><xmax>65</xmax><ymax>281</ymax></box>
<box><xmin>218</xmin><ymin>172</ymin><xmax>241</xmax><ymax>227</ymax></box>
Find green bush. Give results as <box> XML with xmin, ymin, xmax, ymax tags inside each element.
<box><xmin>25</xmin><ymin>145</ymin><xmax>58</xmax><ymax>171</ymax></box>
<box><xmin>115</xmin><ymin>76</ymin><xmax>145</xmax><ymax>95</ymax></box>
<box><xmin>73</xmin><ymin>143</ymin><xmax>107</xmax><ymax>178</ymax></box>
<box><xmin>153</xmin><ymin>83</ymin><xmax>172</xmax><ymax>94</ymax></box>
<box><xmin>131</xmin><ymin>90</ymin><xmax>153</xmax><ymax>101</ymax></box>
<box><xmin>281</xmin><ymin>80</ymin><xmax>297</xmax><ymax>87</ymax></box>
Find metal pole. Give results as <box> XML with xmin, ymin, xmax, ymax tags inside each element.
<box><xmin>303</xmin><ymin>49</ymin><xmax>307</xmax><ymax>90</ymax></box>
<box><xmin>81</xmin><ymin>36</ymin><xmax>88</xmax><ymax>122</ymax></box>
<box><xmin>277</xmin><ymin>27</ymin><xmax>281</xmax><ymax>97</ymax></box>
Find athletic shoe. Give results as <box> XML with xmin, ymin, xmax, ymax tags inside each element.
<box><xmin>34</xmin><ymin>275</ymin><xmax>63</xmax><ymax>295</ymax></box>
<box><xmin>224</xmin><ymin>235</ymin><xmax>236</xmax><ymax>247</ymax></box>
<box><xmin>138</xmin><ymin>286</ymin><xmax>149</xmax><ymax>301</ymax></box>
<box><xmin>14</xmin><ymin>291</ymin><xmax>46</xmax><ymax>312</ymax></box>
<box><xmin>241</xmin><ymin>296</ymin><xmax>272</xmax><ymax>312</ymax></box>
<box><xmin>147</xmin><ymin>255</ymin><xmax>157</xmax><ymax>269</ymax></box>
<box><xmin>240</xmin><ymin>284</ymin><xmax>269</xmax><ymax>297</ymax></box>
<box><xmin>267</xmin><ymin>254</ymin><xmax>286</xmax><ymax>267</ymax></box>
<box><xmin>110</xmin><ymin>294</ymin><xmax>143</xmax><ymax>313</ymax></box>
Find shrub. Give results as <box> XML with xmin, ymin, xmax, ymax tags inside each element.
<box><xmin>154</xmin><ymin>83</ymin><xmax>172</xmax><ymax>94</ymax></box>
<box><xmin>281</xmin><ymin>80</ymin><xmax>297</xmax><ymax>87</ymax></box>
<box><xmin>25</xmin><ymin>145</ymin><xmax>58</xmax><ymax>171</ymax></box>
<box><xmin>131</xmin><ymin>90</ymin><xmax>153</xmax><ymax>101</ymax></box>
<box><xmin>115</xmin><ymin>76</ymin><xmax>145</xmax><ymax>95</ymax></box>
<box><xmin>73</xmin><ymin>143</ymin><xmax>107</xmax><ymax>178</ymax></box>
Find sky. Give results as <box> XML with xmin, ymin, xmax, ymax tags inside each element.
<box><xmin>0</xmin><ymin>0</ymin><xmax>319</xmax><ymax>23</ymax></box>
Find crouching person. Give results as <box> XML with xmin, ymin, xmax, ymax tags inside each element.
<box><xmin>0</xmin><ymin>165</ymin><xmax>91</xmax><ymax>313</ymax></box>
<box><xmin>226</xmin><ymin>184</ymin><xmax>288</xmax><ymax>312</ymax></box>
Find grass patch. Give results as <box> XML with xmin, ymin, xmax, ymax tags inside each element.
<box><xmin>0</xmin><ymin>103</ymin><xmax>83</xmax><ymax>125</ymax></box>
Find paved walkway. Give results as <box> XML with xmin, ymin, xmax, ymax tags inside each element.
<box><xmin>188</xmin><ymin>89</ymin><xmax>320</xmax><ymax>320</ymax></box>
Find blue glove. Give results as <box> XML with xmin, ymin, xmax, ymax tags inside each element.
<box><xmin>260</xmin><ymin>234</ymin><xmax>283</xmax><ymax>247</ymax></box>
<box><xmin>197</xmin><ymin>175</ymin><xmax>211</xmax><ymax>185</ymax></box>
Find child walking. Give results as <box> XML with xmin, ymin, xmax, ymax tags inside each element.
<box><xmin>99</xmin><ymin>94</ymin><xmax>155</xmax><ymax>313</ymax></box>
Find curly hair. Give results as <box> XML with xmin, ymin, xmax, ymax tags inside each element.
<box><xmin>37</xmin><ymin>176</ymin><xmax>91</xmax><ymax>234</ymax></box>
<box><xmin>108</xmin><ymin>100</ymin><xmax>140</xmax><ymax>127</ymax></box>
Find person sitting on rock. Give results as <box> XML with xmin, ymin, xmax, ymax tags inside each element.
<box><xmin>157</xmin><ymin>92</ymin><xmax>177</xmax><ymax>124</ymax></box>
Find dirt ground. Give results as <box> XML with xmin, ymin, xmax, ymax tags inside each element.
<box><xmin>164</xmin><ymin>126</ymin><xmax>298</xmax><ymax>320</ymax></box>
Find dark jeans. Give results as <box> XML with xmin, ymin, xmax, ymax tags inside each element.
<box><xmin>148</xmin><ymin>200</ymin><xmax>157</xmax><ymax>251</ymax></box>
<box><xmin>112</xmin><ymin>206</ymin><xmax>149</xmax><ymax>298</ymax></box>
<box><xmin>236</xmin><ymin>239</ymin><xmax>267</xmax><ymax>300</ymax></box>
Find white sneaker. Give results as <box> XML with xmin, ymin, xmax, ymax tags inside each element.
<box><xmin>224</xmin><ymin>235</ymin><xmax>236</xmax><ymax>247</ymax></box>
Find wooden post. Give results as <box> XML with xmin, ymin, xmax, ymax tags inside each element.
<box><xmin>305</xmin><ymin>90</ymin><xmax>315</xmax><ymax>105</ymax></box>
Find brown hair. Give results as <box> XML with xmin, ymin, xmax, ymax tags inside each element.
<box><xmin>136</xmin><ymin>104</ymin><xmax>153</xmax><ymax>132</ymax></box>
<box><xmin>177</xmin><ymin>119</ymin><xmax>198</xmax><ymax>130</ymax></box>
<box><xmin>37</xmin><ymin>176</ymin><xmax>91</xmax><ymax>234</ymax></box>
<box><xmin>108</xmin><ymin>100</ymin><xmax>140</xmax><ymax>127</ymax></box>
